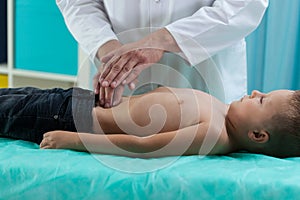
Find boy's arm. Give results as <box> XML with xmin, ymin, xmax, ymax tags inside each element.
<box><xmin>40</xmin><ymin>122</ymin><xmax>229</xmax><ymax>158</ymax></box>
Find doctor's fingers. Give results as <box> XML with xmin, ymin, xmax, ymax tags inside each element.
<box><xmin>111</xmin><ymin>58</ymin><xmax>140</xmax><ymax>88</ymax></box>
<box><xmin>99</xmin><ymin>86</ymin><xmax>105</xmax><ymax>106</ymax></box>
<box><xmin>100</xmin><ymin>56</ymin><xmax>122</xmax><ymax>87</ymax></box>
<box><xmin>122</xmin><ymin>67</ymin><xmax>143</xmax><ymax>90</ymax></box>
<box><xmin>93</xmin><ymin>62</ymin><xmax>106</xmax><ymax>93</ymax></box>
<box><xmin>93</xmin><ymin>72</ymin><xmax>101</xmax><ymax>94</ymax></box>
<box><xmin>102</xmin><ymin>52</ymin><xmax>141</xmax><ymax>88</ymax></box>
<box><xmin>103</xmin><ymin>85</ymin><xmax>125</xmax><ymax>108</ymax></box>
<box><xmin>128</xmin><ymin>78</ymin><xmax>139</xmax><ymax>91</ymax></box>
<box><xmin>104</xmin><ymin>87</ymin><xmax>115</xmax><ymax>108</ymax></box>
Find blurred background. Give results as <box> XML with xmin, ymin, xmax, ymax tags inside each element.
<box><xmin>0</xmin><ymin>0</ymin><xmax>299</xmax><ymax>94</ymax></box>
<box><xmin>246</xmin><ymin>0</ymin><xmax>300</xmax><ymax>92</ymax></box>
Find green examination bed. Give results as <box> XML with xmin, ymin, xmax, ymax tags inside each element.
<box><xmin>1</xmin><ymin>138</ymin><xmax>300</xmax><ymax>199</ymax></box>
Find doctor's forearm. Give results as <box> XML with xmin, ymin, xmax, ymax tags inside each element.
<box><xmin>97</xmin><ymin>28</ymin><xmax>181</xmax><ymax>60</ymax></box>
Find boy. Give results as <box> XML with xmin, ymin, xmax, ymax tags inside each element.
<box><xmin>0</xmin><ymin>87</ymin><xmax>299</xmax><ymax>158</ymax></box>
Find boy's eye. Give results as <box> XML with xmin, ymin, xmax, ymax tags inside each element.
<box><xmin>260</xmin><ymin>97</ymin><xmax>264</xmax><ymax>104</ymax></box>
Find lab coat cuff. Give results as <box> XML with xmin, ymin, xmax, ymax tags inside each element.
<box><xmin>88</xmin><ymin>32</ymin><xmax>119</xmax><ymax>66</ymax></box>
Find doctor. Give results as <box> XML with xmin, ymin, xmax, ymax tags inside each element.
<box><xmin>57</xmin><ymin>0</ymin><xmax>268</xmax><ymax>107</ymax></box>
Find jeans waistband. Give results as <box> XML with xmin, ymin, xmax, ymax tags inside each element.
<box><xmin>71</xmin><ymin>88</ymin><xmax>95</xmax><ymax>133</ymax></box>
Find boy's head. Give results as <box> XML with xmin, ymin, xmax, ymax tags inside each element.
<box><xmin>227</xmin><ymin>89</ymin><xmax>300</xmax><ymax>157</ymax></box>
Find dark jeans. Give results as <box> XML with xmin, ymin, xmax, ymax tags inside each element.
<box><xmin>0</xmin><ymin>87</ymin><xmax>95</xmax><ymax>144</ymax></box>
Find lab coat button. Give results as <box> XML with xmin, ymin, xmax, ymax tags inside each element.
<box><xmin>155</xmin><ymin>0</ymin><xmax>160</xmax><ymax>3</ymax></box>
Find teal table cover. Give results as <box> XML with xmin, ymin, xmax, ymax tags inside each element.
<box><xmin>1</xmin><ymin>138</ymin><xmax>300</xmax><ymax>199</ymax></box>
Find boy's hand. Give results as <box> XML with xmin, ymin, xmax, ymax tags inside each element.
<box><xmin>40</xmin><ymin>131</ymin><xmax>81</xmax><ymax>150</ymax></box>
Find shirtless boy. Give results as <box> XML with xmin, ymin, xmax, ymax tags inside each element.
<box><xmin>0</xmin><ymin>87</ymin><xmax>299</xmax><ymax>158</ymax></box>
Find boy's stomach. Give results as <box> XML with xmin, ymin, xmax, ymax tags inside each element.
<box><xmin>93</xmin><ymin>87</ymin><xmax>217</xmax><ymax>136</ymax></box>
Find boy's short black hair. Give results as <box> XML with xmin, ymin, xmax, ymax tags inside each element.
<box><xmin>264</xmin><ymin>90</ymin><xmax>300</xmax><ymax>157</ymax></box>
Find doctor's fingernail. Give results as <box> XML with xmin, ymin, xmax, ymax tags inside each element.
<box><xmin>111</xmin><ymin>81</ymin><xmax>117</xmax><ymax>88</ymax></box>
<box><xmin>102</xmin><ymin>81</ymin><xmax>109</xmax><ymax>87</ymax></box>
<box><xmin>129</xmin><ymin>83</ymin><xmax>136</xmax><ymax>90</ymax></box>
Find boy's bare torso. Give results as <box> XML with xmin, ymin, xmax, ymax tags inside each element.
<box><xmin>93</xmin><ymin>87</ymin><xmax>229</xmax><ymax>139</ymax></box>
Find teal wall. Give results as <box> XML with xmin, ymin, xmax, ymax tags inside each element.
<box><xmin>15</xmin><ymin>0</ymin><xmax>77</xmax><ymax>76</ymax></box>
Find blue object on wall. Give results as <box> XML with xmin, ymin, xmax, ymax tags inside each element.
<box><xmin>0</xmin><ymin>0</ymin><xmax>7</xmax><ymax>63</ymax></box>
<box><xmin>246</xmin><ymin>0</ymin><xmax>300</xmax><ymax>92</ymax></box>
<box><xmin>15</xmin><ymin>0</ymin><xmax>77</xmax><ymax>75</ymax></box>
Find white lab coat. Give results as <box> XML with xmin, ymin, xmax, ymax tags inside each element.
<box><xmin>57</xmin><ymin>0</ymin><xmax>268</xmax><ymax>103</ymax></box>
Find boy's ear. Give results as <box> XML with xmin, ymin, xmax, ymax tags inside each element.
<box><xmin>248</xmin><ymin>130</ymin><xmax>269</xmax><ymax>143</ymax></box>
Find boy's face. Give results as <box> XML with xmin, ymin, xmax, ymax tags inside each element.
<box><xmin>228</xmin><ymin>90</ymin><xmax>294</xmax><ymax>133</ymax></box>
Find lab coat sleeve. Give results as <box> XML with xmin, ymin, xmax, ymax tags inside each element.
<box><xmin>165</xmin><ymin>0</ymin><xmax>268</xmax><ymax>66</ymax></box>
<box><xmin>56</xmin><ymin>0</ymin><xmax>118</xmax><ymax>61</ymax></box>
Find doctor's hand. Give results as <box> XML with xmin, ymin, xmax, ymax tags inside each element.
<box><xmin>93</xmin><ymin>70</ymin><xmax>124</xmax><ymax>108</ymax></box>
<box><xmin>94</xmin><ymin>28</ymin><xmax>179</xmax><ymax>107</ymax></box>
<box><xmin>94</xmin><ymin>40</ymin><xmax>123</xmax><ymax>95</ymax></box>
<box><xmin>99</xmin><ymin>41</ymin><xmax>164</xmax><ymax>89</ymax></box>
<box><xmin>93</xmin><ymin>70</ymin><xmax>138</xmax><ymax>108</ymax></box>
<box><xmin>99</xmin><ymin>28</ymin><xmax>180</xmax><ymax>89</ymax></box>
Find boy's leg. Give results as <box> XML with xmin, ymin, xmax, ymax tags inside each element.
<box><xmin>0</xmin><ymin>87</ymin><xmax>78</xmax><ymax>144</ymax></box>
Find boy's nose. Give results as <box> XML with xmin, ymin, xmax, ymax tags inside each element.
<box><xmin>250</xmin><ymin>90</ymin><xmax>263</xmax><ymax>98</ymax></box>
